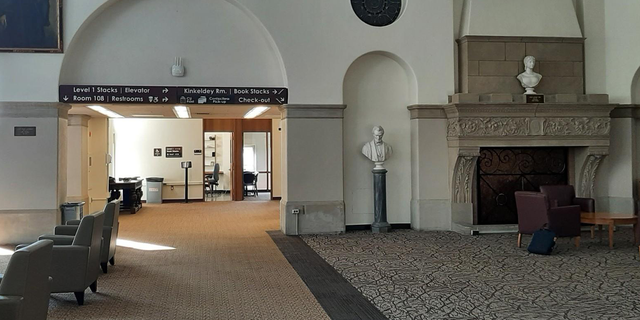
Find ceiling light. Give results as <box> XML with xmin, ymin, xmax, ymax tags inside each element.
<box><xmin>132</xmin><ymin>114</ymin><xmax>164</xmax><ymax>118</ymax></box>
<box><xmin>87</xmin><ymin>105</ymin><xmax>123</xmax><ymax>118</ymax></box>
<box><xmin>244</xmin><ymin>106</ymin><xmax>270</xmax><ymax>119</ymax></box>
<box><xmin>173</xmin><ymin>106</ymin><xmax>191</xmax><ymax>119</ymax></box>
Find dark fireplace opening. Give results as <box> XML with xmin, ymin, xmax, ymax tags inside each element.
<box><xmin>475</xmin><ymin>147</ymin><xmax>568</xmax><ymax>225</ymax></box>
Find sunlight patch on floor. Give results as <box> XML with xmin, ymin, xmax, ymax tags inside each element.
<box><xmin>0</xmin><ymin>247</ymin><xmax>14</xmax><ymax>256</ymax></box>
<box><xmin>116</xmin><ymin>239</ymin><xmax>175</xmax><ymax>251</ymax></box>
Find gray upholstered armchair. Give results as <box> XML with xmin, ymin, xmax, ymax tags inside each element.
<box><xmin>57</xmin><ymin>200</ymin><xmax>120</xmax><ymax>273</ymax></box>
<box><xmin>37</xmin><ymin>212</ymin><xmax>105</xmax><ymax>305</ymax></box>
<box><xmin>0</xmin><ymin>240</ymin><xmax>53</xmax><ymax>320</ymax></box>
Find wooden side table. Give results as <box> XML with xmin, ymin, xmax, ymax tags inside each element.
<box><xmin>580</xmin><ymin>212</ymin><xmax>638</xmax><ymax>249</ymax></box>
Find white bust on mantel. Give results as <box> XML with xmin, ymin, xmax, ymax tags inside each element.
<box><xmin>517</xmin><ymin>55</ymin><xmax>542</xmax><ymax>95</ymax></box>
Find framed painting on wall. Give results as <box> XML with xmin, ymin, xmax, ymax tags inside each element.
<box><xmin>0</xmin><ymin>0</ymin><xmax>63</xmax><ymax>53</ymax></box>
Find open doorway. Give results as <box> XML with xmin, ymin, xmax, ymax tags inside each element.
<box><xmin>242</xmin><ymin>132</ymin><xmax>272</xmax><ymax>201</ymax></box>
<box><xmin>204</xmin><ymin>132</ymin><xmax>232</xmax><ymax>201</ymax></box>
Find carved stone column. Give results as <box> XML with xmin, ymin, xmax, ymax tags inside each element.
<box><xmin>452</xmin><ymin>148</ymin><xmax>480</xmax><ymax>203</ymax></box>
<box><xmin>578</xmin><ymin>147</ymin><xmax>608</xmax><ymax>199</ymax></box>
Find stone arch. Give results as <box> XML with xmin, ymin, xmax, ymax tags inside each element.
<box><xmin>631</xmin><ymin>66</ymin><xmax>640</xmax><ymax>104</ymax></box>
<box><xmin>342</xmin><ymin>51</ymin><xmax>418</xmax><ymax>226</ymax></box>
<box><xmin>59</xmin><ymin>0</ymin><xmax>287</xmax><ymax>87</ymax></box>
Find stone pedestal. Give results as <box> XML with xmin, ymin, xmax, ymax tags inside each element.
<box><xmin>372</xmin><ymin>168</ymin><xmax>390</xmax><ymax>233</ymax></box>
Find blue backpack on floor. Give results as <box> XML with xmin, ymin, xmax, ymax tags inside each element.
<box><xmin>528</xmin><ymin>228</ymin><xmax>556</xmax><ymax>255</ymax></box>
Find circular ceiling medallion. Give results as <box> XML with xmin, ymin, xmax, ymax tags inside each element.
<box><xmin>351</xmin><ymin>0</ymin><xmax>402</xmax><ymax>27</ymax></box>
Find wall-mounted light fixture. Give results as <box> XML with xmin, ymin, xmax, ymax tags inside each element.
<box><xmin>87</xmin><ymin>105</ymin><xmax>123</xmax><ymax>118</ymax></box>
<box><xmin>172</xmin><ymin>57</ymin><xmax>185</xmax><ymax>77</ymax></box>
<box><xmin>244</xmin><ymin>106</ymin><xmax>270</xmax><ymax>119</ymax></box>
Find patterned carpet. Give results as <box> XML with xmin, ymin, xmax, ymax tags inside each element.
<box><xmin>0</xmin><ymin>202</ymin><xmax>330</xmax><ymax>320</ymax></box>
<box><xmin>302</xmin><ymin>229</ymin><xmax>640</xmax><ymax>320</ymax></box>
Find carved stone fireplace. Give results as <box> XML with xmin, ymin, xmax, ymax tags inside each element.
<box><xmin>409</xmin><ymin>93</ymin><xmax>616</xmax><ymax>233</ymax></box>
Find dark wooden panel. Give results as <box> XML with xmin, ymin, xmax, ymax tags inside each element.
<box><xmin>233</xmin><ymin>119</ymin><xmax>244</xmax><ymax>201</ymax></box>
<box><xmin>203</xmin><ymin>119</ymin><xmax>235</xmax><ymax>132</ymax></box>
<box><xmin>242</xmin><ymin>119</ymin><xmax>272</xmax><ymax>132</ymax></box>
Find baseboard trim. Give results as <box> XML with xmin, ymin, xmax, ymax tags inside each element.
<box><xmin>346</xmin><ymin>223</ymin><xmax>411</xmax><ymax>231</ymax></box>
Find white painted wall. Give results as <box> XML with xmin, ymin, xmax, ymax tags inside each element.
<box><xmin>0</xmin><ymin>0</ymin><xmax>456</xmax><ymax>105</ymax></box>
<box><xmin>0</xmin><ymin>0</ymin><xmax>107</xmax><ymax>102</ymax></box>
<box><xmin>411</xmin><ymin>119</ymin><xmax>451</xmax><ymax>230</ymax></box>
<box><xmin>606</xmin><ymin>118</ymin><xmax>636</xmax><ymax>213</ymax></box>
<box><xmin>59</xmin><ymin>0</ymin><xmax>286</xmax><ymax>88</ymax></box>
<box><xmin>343</xmin><ymin>53</ymin><xmax>414</xmax><ymax>225</ymax></box>
<box><xmin>0</xmin><ymin>117</ymin><xmax>60</xmax><ymax>210</ymax></box>
<box><xmin>578</xmin><ymin>0</ymin><xmax>607</xmax><ymax>94</ymax></box>
<box><xmin>460</xmin><ymin>0</ymin><xmax>582</xmax><ymax>38</ymax></box>
<box><xmin>604</xmin><ymin>0</ymin><xmax>640</xmax><ymax>103</ymax></box>
<box><xmin>111</xmin><ymin>119</ymin><xmax>204</xmax><ymax>200</ymax></box>
<box><xmin>284</xmin><ymin>119</ymin><xmax>344</xmax><ymax>202</ymax></box>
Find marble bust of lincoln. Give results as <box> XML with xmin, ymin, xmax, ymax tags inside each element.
<box><xmin>362</xmin><ymin>126</ymin><xmax>393</xmax><ymax>163</ymax></box>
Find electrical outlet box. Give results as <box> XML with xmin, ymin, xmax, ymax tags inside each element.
<box><xmin>292</xmin><ymin>208</ymin><xmax>300</xmax><ymax>214</ymax></box>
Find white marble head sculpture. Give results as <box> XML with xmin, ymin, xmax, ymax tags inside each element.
<box><xmin>517</xmin><ymin>55</ymin><xmax>542</xmax><ymax>95</ymax></box>
<box><xmin>523</xmin><ymin>56</ymin><xmax>535</xmax><ymax>70</ymax></box>
<box><xmin>373</xmin><ymin>126</ymin><xmax>384</xmax><ymax>144</ymax></box>
<box><xmin>362</xmin><ymin>125</ymin><xmax>393</xmax><ymax>167</ymax></box>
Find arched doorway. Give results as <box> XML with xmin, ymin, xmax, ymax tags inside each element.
<box><xmin>342</xmin><ymin>52</ymin><xmax>417</xmax><ymax>226</ymax></box>
<box><xmin>57</xmin><ymin>0</ymin><xmax>288</xmax><ymax>207</ymax></box>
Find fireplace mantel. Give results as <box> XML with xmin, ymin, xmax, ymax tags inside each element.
<box><xmin>408</xmin><ymin>94</ymin><xmax>618</xmax><ymax>233</ymax></box>
<box><xmin>410</xmin><ymin>94</ymin><xmax>615</xmax><ymax>149</ymax></box>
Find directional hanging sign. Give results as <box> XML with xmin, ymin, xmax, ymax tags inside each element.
<box><xmin>59</xmin><ymin>85</ymin><xmax>288</xmax><ymax>105</ymax></box>
<box><xmin>59</xmin><ymin>85</ymin><xmax>177</xmax><ymax>104</ymax></box>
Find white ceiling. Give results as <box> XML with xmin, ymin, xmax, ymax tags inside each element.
<box><xmin>69</xmin><ymin>104</ymin><xmax>281</xmax><ymax>119</ymax></box>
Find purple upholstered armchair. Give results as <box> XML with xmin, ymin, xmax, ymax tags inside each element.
<box><xmin>540</xmin><ymin>185</ymin><xmax>595</xmax><ymax>236</ymax></box>
<box><xmin>539</xmin><ymin>185</ymin><xmax>595</xmax><ymax>213</ymax></box>
<box><xmin>514</xmin><ymin>191</ymin><xmax>582</xmax><ymax>248</ymax></box>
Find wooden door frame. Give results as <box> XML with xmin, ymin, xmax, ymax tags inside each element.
<box><xmin>204</xmin><ymin>119</ymin><xmax>272</xmax><ymax>201</ymax></box>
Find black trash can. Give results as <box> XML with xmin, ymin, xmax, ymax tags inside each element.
<box><xmin>146</xmin><ymin>177</ymin><xmax>164</xmax><ymax>204</ymax></box>
<box><xmin>60</xmin><ymin>202</ymin><xmax>85</xmax><ymax>224</ymax></box>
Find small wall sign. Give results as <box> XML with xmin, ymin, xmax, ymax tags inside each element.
<box><xmin>166</xmin><ymin>146</ymin><xmax>183</xmax><ymax>158</ymax></box>
<box><xmin>14</xmin><ymin>127</ymin><xmax>36</xmax><ymax>136</ymax></box>
<box><xmin>526</xmin><ymin>94</ymin><xmax>545</xmax><ymax>103</ymax></box>
<box><xmin>194</xmin><ymin>149</ymin><xmax>202</xmax><ymax>155</ymax></box>
<box><xmin>154</xmin><ymin>148</ymin><xmax>162</xmax><ymax>157</ymax></box>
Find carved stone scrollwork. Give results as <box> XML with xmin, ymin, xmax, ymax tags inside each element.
<box><xmin>579</xmin><ymin>154</ymin><xmax>606</xmax><ymax>198</ymax></box>
<box><xmin>447</xmin><ymin>117</ymin><xmax>611</xmax><ymax>137</ymax></box>
<box><xmin>543</xmin><ymin>118</ymin><xmax>610</xmax><ymax>136</ymax></box>
<box><xmin>452</xmin><ymin>154</ymin><xmax>479</xmax><ymax>203</ymax></box>
<box><xmin>447</xmin><ymin>118</ymin><xmax>530</xmax><ymax>137</ymax></box>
